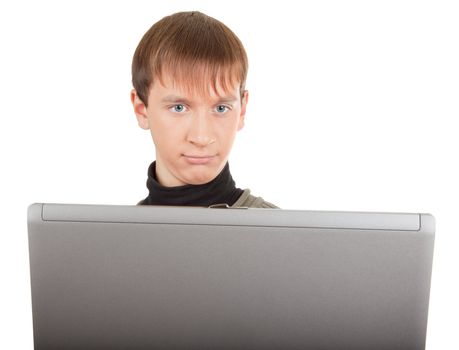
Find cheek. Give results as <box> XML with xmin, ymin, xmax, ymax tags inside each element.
<box><xmin>150</xmin><ymin>115</ymin><xmax>184</xmax><ymax>145</ymax></box>
<box><xmin>215</xmin><ymin>119</ymin><xmax>239</xmax><ymax>147</ymax></box>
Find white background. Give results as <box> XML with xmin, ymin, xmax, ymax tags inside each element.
<box><xmin>1</xmin><ymin>0</ymin><xmax>458</xmax><ymax>348</ymax></box>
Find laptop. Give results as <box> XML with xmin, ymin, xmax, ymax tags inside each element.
<box><xmin>27</xmin><ymin>203</ymin><xmax>435</xmax><ymax>350</ymax></box>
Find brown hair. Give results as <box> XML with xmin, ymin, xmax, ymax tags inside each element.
<box><xmin>131</xmin><ymin>11</ymin><xmax>248</xmax><ymax>107</ymax></box>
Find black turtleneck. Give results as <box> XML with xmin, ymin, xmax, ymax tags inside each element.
<box><xmin>139</xmin><ymin>161</ymin><xmax>244</xmax><ymax>207</ymax></box>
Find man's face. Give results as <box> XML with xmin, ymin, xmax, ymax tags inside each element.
<box><xmin>131</xmin><ymin>74</ymin><xmax>248</xmax><ymax>186</ymax></box>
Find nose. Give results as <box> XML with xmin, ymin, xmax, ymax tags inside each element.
<box><xmin>187</xmin><ymin>110</ymin><xmax>216</xmax><ymax>147</ymax></box>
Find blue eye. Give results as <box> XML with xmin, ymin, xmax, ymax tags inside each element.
<box><xmin>216</xmin><ymin>105</ymin><xmax>229</xmax><ymax>113</ymax></box>
<box><xmin>172</xmin><ymin>104</ymin><xmax>185</xmax><ymax>113</ymax></box>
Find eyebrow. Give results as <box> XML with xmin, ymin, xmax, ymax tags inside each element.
<box><xmin>161</xmin><ymin>94</ymin><xmax>238</xmax><ymax>104</ymax></box>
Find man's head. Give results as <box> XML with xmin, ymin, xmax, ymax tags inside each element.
<box><xmin>131</xmin><ymin>11</ymin><xmax>249</xmax><ymax>187</ymax></box>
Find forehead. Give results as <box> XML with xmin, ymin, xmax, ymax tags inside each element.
<box><xmin>150</xmin><ymin>67</ymin><xmax>241</xmax><ymax>102</ymax></box>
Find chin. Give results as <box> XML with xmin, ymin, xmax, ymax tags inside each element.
<box><xmin>184</xmin><ymin>168</ymin><xmax>218</xmax><ymax>185</ymax></box>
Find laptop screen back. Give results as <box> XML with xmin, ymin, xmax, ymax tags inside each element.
<box><xmin>27</xmin><ymin>203</ymin><xmax>435</xmax><ymax>350</ymax></box>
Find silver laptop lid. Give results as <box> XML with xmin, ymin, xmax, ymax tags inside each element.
<box><xmin>27</xmin><ymin>203</ymin><xmax>435</xmax><ymax>350</ymax></box>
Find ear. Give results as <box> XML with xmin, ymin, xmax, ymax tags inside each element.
<box><xmin>130</xmin><ymin>89</ymin><xmax>150</xmax><ymax>130</ymax></box>
<box><xmin>237</xmin><ymin>90</ymin><xmax>248</xmax><ymax>131</ymax></box>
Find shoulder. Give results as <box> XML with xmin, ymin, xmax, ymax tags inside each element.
<box><xmin>231</xmin><ymin>189</ymin><xmax>280</xmax><ymax>209</ymax></box>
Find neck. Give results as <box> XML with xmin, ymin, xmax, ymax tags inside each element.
<box><xmin>140</xmin><ymin>161</ymin><xmax>244</xmax><ymax>207</ymax></box>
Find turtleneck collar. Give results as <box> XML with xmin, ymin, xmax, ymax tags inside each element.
<box><xmin>139</xmin><ymin>161</ymin><xmax>244</xmax><ymax>207</ymax></box>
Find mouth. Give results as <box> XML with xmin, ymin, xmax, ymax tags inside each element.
<box><xmin>182</xmin><ymin>154</ymin><xmax>216</xmax><ymax>165</ymax></box>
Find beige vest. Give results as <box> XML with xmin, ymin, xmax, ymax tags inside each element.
<box><xmin>230</xmin><ymin>189</ymin><xmax>279</xmax><ymax>209</ymax></box>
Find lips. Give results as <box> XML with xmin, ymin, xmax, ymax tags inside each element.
<box><xmin>183</xmin><ymin>154</ymin><xmax>216</xmax><ymax>165</ymax></box>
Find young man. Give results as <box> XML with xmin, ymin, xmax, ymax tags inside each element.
<box><xmin>131</xmin><ymin>11</ymin><xmax>278</xmax><ymax>208</ymax></box>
